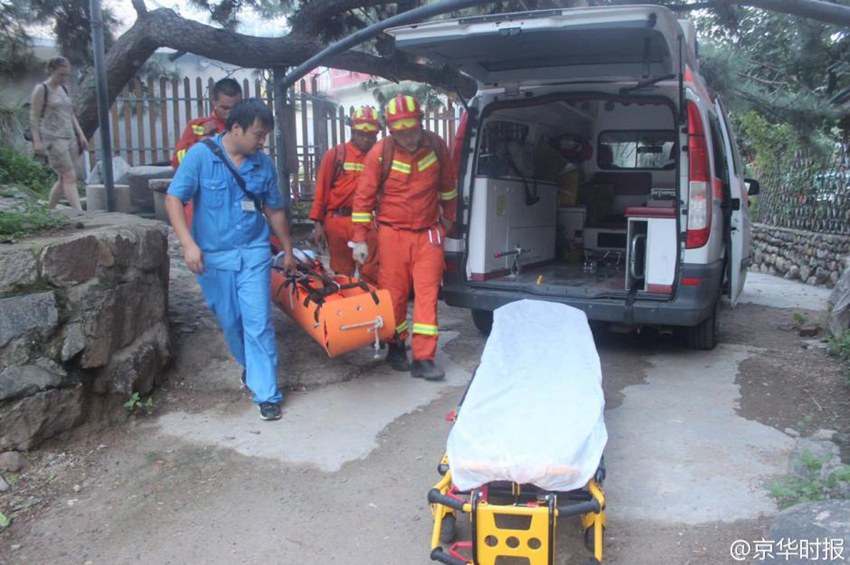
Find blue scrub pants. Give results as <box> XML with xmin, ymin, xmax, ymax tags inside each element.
<box><xmin>196</xmin><ymin>260</ymin><xmax>283</xmax><ymax>405</ymax></box>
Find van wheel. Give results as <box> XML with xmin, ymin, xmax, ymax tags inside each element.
<box><xmin>686</xmin><ymin>298</ymin><xmax>719</xmax><ymax>350</ymax></box>
<box><xmin>471</xmin><ymin>309</ymin><xmax>493</xmax><ymax>336</ymax></box>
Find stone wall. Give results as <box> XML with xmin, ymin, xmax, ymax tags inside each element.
<box><xmin>752</xmin><ymin>223</ymin><xmax>850</xmax><ymax>288</ymax></box>
<box><xmin>0</xmin><ymin>214</ymin><xmax>171</xmax><ymax>450</ymax></box>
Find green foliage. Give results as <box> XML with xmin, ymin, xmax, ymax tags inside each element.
<box><xmin>0</xmin><ymin>198</ymin><xmax>67</xmax><ymax>240</ymax></box>
<box><xmin>792</xmin><ymin>312</ymin><xmax>808</xmax><ymax>328</ymax></box>
<box><xmin>769</xmin><ymin>451</ymin><xmax>850</xmax><ymax>510</ymax></box>
<box><xmin>0</xmin><ymin>147</ymin><xmax>55</xmax><ymax>195</ymax></box>
<box><xmin>123</xmin><ymin>392</ymin><xmax>154</xmax><ymax>415</ymax></box>
<box><xmin>289</xmin><ymin>200</ymin><xmax>310</xmax><ymax>223</ymax></box>
<box><xmin>827</xmin><ymin>329</ymin><xmax>850</xmax><ymax>361</ymax></box>
<box><xmin>0</xmin><ymin>511</ymin><xmax>10</xmax><ymax>529</ymax></box>
<box><xmin>697</xmin><ymin>6</ymin><xmax>848</xmax><ymax>137</ymax></box>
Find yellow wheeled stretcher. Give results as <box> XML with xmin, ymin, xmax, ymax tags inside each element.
<box><xmin>269</xmin><ymin>245</ymin><xmax>395</xmax><ymax>357</ymax></box>
<box><xmin>427</xmin><ymin>299</ymin><xmax>608</xmax><ymax>565</ymax></box>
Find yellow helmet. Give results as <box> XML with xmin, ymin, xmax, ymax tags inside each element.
<box><xmin>351</xmin><ymin>105</ymin><xmax>380</xmax><ymax>132</ymax></box>
<box><xmin>384</xmin><ymin>94</ymin><xmax>423</xmax><ymax>132</ymax></box>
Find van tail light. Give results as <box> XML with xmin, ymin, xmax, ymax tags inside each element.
<box><xmin>686</xmin><ymin>101</ymin><xmax>712</xmax><ymax>249</ymax></box>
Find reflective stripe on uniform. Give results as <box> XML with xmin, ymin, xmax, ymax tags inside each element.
<box><xmin>417</xmin><ymin>151</ymin><xmax>437</xmax><ymax>172</ymax></box>
<box><xmin>412</xmin><ymin>322</ymin><xmax>439</xmax><ymax>336</ymax></box>
<box><xmin>343</xmin><ymin>162</ymin><xmax>365</xmax><ymax>172</ymax></box>
<box><xmin>396</xmin><ymin>320</ymin><xmax>409</xmax><ymax>334</ymax></box>
<box><xmin>352</xmin><ymin>212</ymin><xmax>372</xmax><ymax>223</ymax></box>
<box><xmin>192</xmin><ymin>125</ymin><xmax>206</xmax><ymax>136</ymax></box>
<box><xmin>390</xmin><ymin>160</ymin><xmax>411</xmax><ymax>174</ymax></box>
<box><xmin>439</xmin><ymin>189</ymin><xmax>458</xmax><ymax>201</ymax></box>
<box><xmin>176</xmin><ymin>149</ymin><xmax>187</xmax><ymax>164</ymax></box>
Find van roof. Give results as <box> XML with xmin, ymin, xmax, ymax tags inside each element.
<box><xmin>388</xmin><ymin>5</ymin><xmax>692</xmax><ymax>89</ymax></box>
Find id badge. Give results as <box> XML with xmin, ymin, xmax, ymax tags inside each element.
<box><xmin>241</xmin><ymin>199</ymin><xmax>257</xmax><ymax>212</ymax></box>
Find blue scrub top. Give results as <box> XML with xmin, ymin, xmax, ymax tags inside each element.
<box><xmin>168</xmin><ymin>134</ymin><xmax>283</xmax><ymax>271</ymax></box>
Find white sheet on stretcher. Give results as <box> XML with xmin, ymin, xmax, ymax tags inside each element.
<box><xmin>447</xmin><ymin>299</ymin><xmax>607</xmax><ymax>492</ymax></box>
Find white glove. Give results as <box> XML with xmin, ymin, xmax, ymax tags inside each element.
<box><xmin>351</xmin><ymin>241</ymin><xmax>368</xmax><ymax>264</ymax></box>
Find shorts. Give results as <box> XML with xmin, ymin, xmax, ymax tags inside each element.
<box><xmin>45</xmin><ymin>138</ymin><xmax>77</xmax><ymax>174</ymax></box>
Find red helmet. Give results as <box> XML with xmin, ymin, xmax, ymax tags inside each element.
<box><xmin>384</xmin><ymin>94</ymin><xmax>423</xmax><ymax>132</ymax></box>
<box><xmin>351</xmin><ymin>105</ymin><xmax>380</xmax><ymax>133</ymax></box>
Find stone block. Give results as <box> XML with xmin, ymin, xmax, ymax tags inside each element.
<box><xmin>766</xmin><ymin>501</ymin><xmax>850</xmax><ymax>564</ymax></box>
<box><xmin>61</xmin><ymin>323</ymin><xmax>86</xmax><ymax>361</ymax></box>
<box><xmin>0</xmin><ymin>361</ymin><xmax>66</xmax><ymax>402</ymax></box>
<box><xmin>80</xmin><ymin>277</ymin><xmax>167</xmax><ymax>368</ymax></box>
<box><xmin>0</xmin><ymin>248</ymin><xmax>37</xmax><ymax>294</ymax></box>
<box><xmin>0</xmin><ymin>385</ymin><xmax>84</xmax><ymax>451</ymax></box>
<box><xmin>93</xmin><ymin>324</ymin><xmax>170</xmax><ymax>395</ymax></box>
<box><xmin>85</xmin><ymin>184</ymin><xmax>131</xmax><ymax>213</ymax></box>
<box><xmin>125</xmin><ymin>166</ymin><xmax>174</xmax><ymax>214</ymax></box>
<box><xmin>0</xmin><ymin>292</ymin><xmax>58</xmax><ymax>348</ymax></box>
<box><xmin>41</xmin><ymin>234</ymin><xmax>100</xmax><ymax>286</ymax></box>
<box><xmin>0</xmin><ymin>451</ymin><xmax>24</xmax><ymax>472</ymax></box>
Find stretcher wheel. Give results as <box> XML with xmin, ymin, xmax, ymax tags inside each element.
<box><xmin>440</xmin><ymin>513</ymin><xmax>457</xmax><ymax>544</ymax></box>
<box><xmin>583</xmin><ymin>524</ymin><xmax>604</xmax><ymax>553</ymax></box>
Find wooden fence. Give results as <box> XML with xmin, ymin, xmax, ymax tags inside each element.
<box><xmin>95</xmin><ymin>75</ymin><xmax>461</xmax><ymax>201</ymax></box>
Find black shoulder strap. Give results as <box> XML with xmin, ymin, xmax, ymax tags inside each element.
<box><xmin>200</xmin><ymin>138</ymin><xmax>264</xmax><ymax>211</ymax></box>
<box><xmin>39</xmin><ymin>84</ymin><xmax>71</xmax><ymax>120</ymax></box>
<box><xmin>425</xmin><ymin>131</ymin><xmax>444</xmax><ymax>179</ymax></box>
<box><xmin>40</xmin><ymin>83</ymin><xmax>48</xmax><ymax>119</ymax></box>
<box><xmin>379</xmin><ymin>137</ymin><xmax>395</xmax><ymax>188</ymax></box>
<box><xmin>330</xmin><ymin>143</ymin><xmax>346</xmax><ymax>187</ymax></box>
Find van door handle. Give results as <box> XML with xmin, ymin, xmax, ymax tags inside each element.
<box><xmin>629</xmin><ymin>233</ymin><xmax>646</xmax><ymax>281</ymax></box>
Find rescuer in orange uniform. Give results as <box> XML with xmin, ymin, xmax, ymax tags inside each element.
<box><xmin>309</xmin><ymin>106</ymin><xmax>380</xmax><ymax>285</ymax></box>
<box><xmin>351</xmin><ymin>95</ymin><xmax>457</xmax><ymax>381</ymax></box>
<box><xmin>171</xmin><ymin>78</ymin><xmax>242</xmax><ymax>225</ymax></box>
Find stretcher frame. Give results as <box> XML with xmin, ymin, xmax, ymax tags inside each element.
<box><xmin>427</xmin><ymin>454</ymin><xmax>607</xmax><ymax>565</ymax></box>
<box><xmin>269</xmin><ymin>251</ymin><xmax>395</xmax><ymax>357</ymax></box>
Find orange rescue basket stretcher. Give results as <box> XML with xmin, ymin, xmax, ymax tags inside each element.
<box><xmin>269</xmin><ymin>249</ymin><xmax>395</xmax><ymax>357</ymax></box>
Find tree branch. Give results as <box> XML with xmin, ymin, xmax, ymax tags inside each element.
<box><xmin>75</xmin><ymin>7</ymin><xmax>475</xmax><ymax>136</ymax></box>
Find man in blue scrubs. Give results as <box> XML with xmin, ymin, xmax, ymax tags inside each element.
<box><xmin>165</xmin><ymin>98</ymin><xmax>296</xmax><ymax>421</ymax></box>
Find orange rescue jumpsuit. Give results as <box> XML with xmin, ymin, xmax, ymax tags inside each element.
<box><xmin>171</xmin><ymin>114</ymin><xmax>227</xmax><ymax>226</ymax></box>
<box><xmin>309</xmin><ymin>141</ymin><xmax>379</xmax><ymax>285</ymax></box>
<box><xmin>352</xmin><ymin>133</ymin><xmax>457</xmax><ymax>361</ymax></box>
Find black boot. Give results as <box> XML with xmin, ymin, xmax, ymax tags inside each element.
<box><xmin>385</xmin><ymin>341</ymin><xmax>410</xmax><ymax>371</ymax></box>
<box><xmin>410</xmin><ymin>359</ymin><xmax>445</xmax><ymax>381</ymax></box>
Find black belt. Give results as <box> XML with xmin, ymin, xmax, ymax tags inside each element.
<box><xmin>329</xmin><ymin>208</ymin><xmax>352</xmax><ymax>217</ymax></box>
<box><xmin>378</xmin><ymin>221</ymin><xmax>438</xmax><ymax>233</ymax></box>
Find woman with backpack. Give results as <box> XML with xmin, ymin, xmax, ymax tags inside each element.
<box><xmin>29</xmin><ymin>56</ymin><xmax>88</xmax><ymax>210</ymax></box>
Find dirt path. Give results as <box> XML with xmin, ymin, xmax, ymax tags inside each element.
<box><xmin>1</xmin><ymin>233</ymin><xmax>848</xmax><ymax>565</ymax></box>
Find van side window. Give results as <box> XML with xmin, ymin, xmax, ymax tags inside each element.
<box><xmin>708</xmin><ymin>116</ymin><xmax>729</xmax><ymax>184</ymax></box>
<box><xmin>477</xmin><ymin>120</ymin><xmax>532</xmax><ymax>178</ymax></box>
<box><xmin>717</xmin><ymin>105</ymin><xmax>743</xmax><ymax>176</ymax></box>
<box><xmin>597</xmin><ymin>130</ymin><xmax>676</xmax><ymax>170</ymax></box>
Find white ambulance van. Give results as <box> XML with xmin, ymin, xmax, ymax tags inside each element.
<box><xmin>388</xmin><ymin>4</ymin><xmax>759</xmax><ymax>349</ymax></box>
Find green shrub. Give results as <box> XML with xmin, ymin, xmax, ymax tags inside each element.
<box><xmin>769</xmin><ymin>451</ymin><xmax>850</xmax><ymax>509</ymax></box>
<box><xmin>0</xmin><ymin>199</ymin><xmax>67</xmax><ymax>239</ymax></box>
<box><xmin>0</xmin><ymin>146</ymin><xmax>55</xmax><ymax>195</ymax></box>
<box><xmin>827</xmin><ymin>329</ymin><xmax>850</xmax><ymax>361</ymax></box>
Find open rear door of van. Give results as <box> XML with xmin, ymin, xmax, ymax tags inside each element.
<box><xmin>386</xmin><ymin>5</ymin><xmax>685</xmax><ymax>88</ymax></box>
<box><xmin>715</xmin><ymin>99</ymin><xmax>750</xmax><ymax>305</ymax></box>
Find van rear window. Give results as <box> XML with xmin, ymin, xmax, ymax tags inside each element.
<box><xmin>598</xmin><ymin>130</ymin><xmax>676</xmax><ymax>170</ymax></box>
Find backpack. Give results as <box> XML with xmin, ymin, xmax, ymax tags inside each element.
<box><xmin>24</xmin><ymin>82</ymin><xmax>70</xmax><ymax>142</ymax></box>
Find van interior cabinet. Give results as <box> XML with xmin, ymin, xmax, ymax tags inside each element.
<box><xmin>467</xmin><ymin>178</ymin><xmax>557</xmax><ymax>277</ymax></box>
<box><xmin>625</xmin><ymin>207</ymin><xmax>677</xmax><ymax>293</ymax></box>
